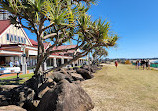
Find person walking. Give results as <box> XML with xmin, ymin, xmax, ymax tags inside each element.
<box><xmin>147</xmin><ymin>59</ymin><xmax>151</xmax><ymax>70</ymax></box>
<box><xmin>136</xmin><ymin>60</ymin><xmax>138</xmax><ymax>69</ymax></box>
<box><xmin>115</xmin><ymin>60</ymin><xmax>118</xmax><ymax>68</ymax></box>
<box><xmin>136</xmin><ymin>60</ymin><xmax>140</xmax><ymax>69</ymax></box>
<box><xmin>9</xmin><ymin>60</ymin><xmax>13</xmax><ymax>67</ymax></box>
<box><xmin>15</xmin><ymin>60</ymin><xmax>20</xmax><ymax>67</ymax></box>
<box><xmin>145</xmin><ymin>59</ymin><xmax>148</xmax><ymax>70</ymax></box>
<box><xmin>142</xmin><ymin>59</ymin><xmax>145</xmax><ymax>70</ymax></box>
<box><xmin>138</xmin><ymin>60</ymin><xmax>140</xmax><ymax>69</ymax></box>
<box><xmin>140</xmin><ymin>59</ymin><xmax>143</xmax><ymax>68</ymax></box>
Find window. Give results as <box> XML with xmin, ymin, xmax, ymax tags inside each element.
<box><xmin>24</xmin><ymin>38</ymin><xmax>26</xmax><ymax>44</ymax></box>
<box><xmin>14</xmin><ymin>35</ymin><xmax>17</xmax><ymax>42</ymax></box>
<box><xmin>18</xmin><ymin>37</ymin><xmax>20</xmax><ymax>43</ymax></box>
<box><xmin>21</xmin><ymin>38</ymin><xmax>23</xmax><ymax>43</ymax></box>
<box><xmin>7</xmin><ymin>34</ymin><xmax>10</xmax><ymax>40</ymax></box>
<box><xmin>10</xmin><ymin>35</ymin><xmax>14</xmax><ymax>42</ymax></box>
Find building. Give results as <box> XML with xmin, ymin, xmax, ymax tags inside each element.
<box><xmin>0</xmin><ymin>11</ymin><xmax>85</xmax><ymax>74</ymax></box>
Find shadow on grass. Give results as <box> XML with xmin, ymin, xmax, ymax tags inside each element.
<box><xmin>0</xmin><ymin>78</ymin><xmax>24</xmax><ymax>85</ymax></box>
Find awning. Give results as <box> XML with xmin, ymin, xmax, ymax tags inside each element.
<box><xmin>0</xmin><ymin>50</ymin><xmax>22</xmax><ymax>56</ymax></box>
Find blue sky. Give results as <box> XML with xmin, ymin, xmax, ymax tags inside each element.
<box><xmin>87</xmin><ymin>0</ymin><xmax>158</xmax><ymax>58</ymax></box>
<box><xmin>26</xmin><ymin>0</ymin><xmax>158</xmax><ymax>59</ymax></box>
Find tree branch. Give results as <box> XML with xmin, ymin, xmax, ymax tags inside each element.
<box><xmin>42</xmin><ymin>32</ymin><xmax>63</xmax><ymax>40</ymax></box>
<box><xmin>42</xmin><ymin>23</ymin><xmax>55</xmax><ymax>31</ymax></box>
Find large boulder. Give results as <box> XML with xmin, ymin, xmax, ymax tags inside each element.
<box><xmin>37</xmin><ymin>80</ymin><xmax>94</xmax><ymax>111</ymax></box>
<box><xmin>58</xmin><ymin>68</ymin><xmax>68</xmax><ymax>75</ymax></box>
<box><xmin>10</xmin><ymin>86</ymin><xmax>35</xmax><ymax>107</ymax></box>
<box><xmin>70</xmin><ymin>73</ymin><xmax>84</xmax><ymax>81</ymax></box>
<box><xmin>76</xmin><ymin>68</ymin><xmax>94</xmax><ymax>80</ymax></box>
<box><xmin>90</xmin><ymin>64</ymin><xmax>102</xmax><ymax>71</ymax></box>
<box><xmin>54</xmin><ymin>72</ymin><xmax>73</xmax><ymax>83</ymax></box>
<box><xmin>24</xmin><ymin>76</ymin><xmax>37</xmax><ymax>91</ymax></box>
<box><xmin>38</xmin><ymin>78</ymin><xmax>55</xmax><ymax>98</ymax></box>
<box><xmin>80</xmin><ymin>65</ymin><xmax>89</xmax><ymax>70</ymax></box>
<box><xmin>47</xmin><ymin>71</ymin><xmax>73</xmax><ymax>83</ymax></box>
<box><xmin>0</xmin><ymin>85</ymin><xmax>19</xmax><ymax>92</ymax></box>
<box><xmin>67</xmin><ymin>69</ymin><xmax>77</xmax><ymax>75</ymax></box>
<box><xmin>0</xmin><ymin>105</ymin><xmax>26</xmax><ymax>111</ymax></box>
<box><xmin>0</xmin><ymin>85</ymin><xmax>19</xmax><ymax>106</ymax></box>
<box><xmin>81</xmin><ymin>65</ymin><xmax>96</xmax><ymax>73</ymax></box>
<box><xmin>0</xmin><ymin>95</ymin><xmax>10</xmax><ymax>106</ymax></box>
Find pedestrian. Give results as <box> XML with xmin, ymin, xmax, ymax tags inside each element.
<box><xmin>147</xmin><ymin>59</ymin><xmax>151</xmax><ymax>70</ymax></box>
<box><xmin>145</xmin><ymin>59</ymin><xmax>148</xmax><ymax>70</ymax></box>
<box><xmin>136</xmin><ymin>60</ymin><xmax>138</xmax><ymax>69</ymax></box>
<box><xmin>138</xmin><ymin>60</ymin><xmax>140</xmax><ymax>69</ymax></box>
<box><xmin>136</xmin><ymin>60</ymin><xmax>140</xmax><ymax>69</ymax></box>
<box><xmin>142</xmin><ymin>59</ymin><xmax>145</xmax><ymax>70</ymax></box>
<box><xmin>15</xmin><ymin>60</ymin><xmax>20</xmax><ymax>67</ymax></box>
<box><xmin>115</xmin><ymin>60</ymin><xmax>118</xmax><ymax>68</ymax></box>
<box><xmin>140</xmin><ymin>59</ymin><xmax>143</xmax><ymax>68</ymax></box>
<box><xmin>9</xmin><ymin>60</ymin><xmax>13</xmax><ymax>67</ymax></box>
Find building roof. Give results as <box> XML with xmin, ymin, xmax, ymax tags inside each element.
<box><xmin>29</xmin><ymin>39</ymin><xmax>38</xmax><ymax>46</ymax></box>
<box><xmin>0</xmin><ymin>20</ymin><xmax>77</xmax><ymax>58</ymax></box>
<box><xmin>0</xmin><ymin>45</ymin><xmax>23</xmax><ymax>52</ymax></box>
<box><xmin>0</xmin><ymin>20</ymin><xmax>10</xmax><ymax>35</ymax></box>
<box><xmin>29</xmin><ymin>39</ymin><xmax>51</xmax><ymax>49</ymax></box>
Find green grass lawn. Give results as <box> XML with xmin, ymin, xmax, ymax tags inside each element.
<box><xmin>82</xmin><ymin>64</ymin><xmax>158</xmax><ymax>111</ymax></box>
<box><xmin>0</xmin><ymin>73</ymin><xmax>34</xmax><ymax>85</ymax></box>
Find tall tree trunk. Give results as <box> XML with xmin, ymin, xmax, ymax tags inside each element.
<box><xmin>34</xmin><ymin>34</ymin><xmax>45</xmax><ymax>97</ymax></box>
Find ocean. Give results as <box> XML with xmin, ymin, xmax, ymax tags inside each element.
<box><xmin>153</xmin><ymin>61</ymin><xmax>158</xmax><ymax>63</ymax></box>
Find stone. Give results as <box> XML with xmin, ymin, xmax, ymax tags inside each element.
<box><xmin>24</xmin><ymin>76</ymin><xmax>37</xmax><ymax>90</ymax></box>
<box><xmin>38</xmin><ymin>86</ymin><xmax>51</xmax><ymax>99</ymax></box>
<box><xmin>0</xmin><ymin>95</ymin><xmax>9</xmax><ymax>106</ymax></box>
<box><xmin>67</xmin><ymin>69</ymin><xmax>77</xmax><ymax>75</ymax></box>
<box><xmin>32</xmin><ymin>100</ymin><xmax>40</xmax><ymax>107</ymax></box>
<box><xmin>0</xmin><ymin>105</ymin><xmax>26</xmax><ymax>111</ymax></box>
<box><xmin>50</xmin><ymin>72</ymin><xmax>73</xmax><ymax>83</ymax></box>
<box><xmin>38</xmin><ymin>78</ymin><xmax>55</xmax><ymax>98</ymax></box>
<box><xmin>0</xmin><ymin>85</ymin><xmax>19</xmax><ymax>92</ymax></box>
<box><xmin>0</xmin><ymin>86</ymin><xmax>17</xmax><ymax>106</ymax></box>
<box><xmin>46</xmin><ymin>72</ymin><xmax>54</xmax><ymax>80</ymax></box>
<box><xmin>22</xmin><ymin>100</ymin><xmax>37</xmax><ymax>111</ymax></box>
<box><xmin>81</xmin><ymin>65</ymin><xmax>89</xmax><ymax>70</ymax></box>
<box><xmin>73</xmin><ymin>67</ymin><xmax>79</xmax><ymax>70</ymax></box>
<box><xmin>37</xmin><ymin>80</ymin><xmax>94</xmax><ymax>111</ymax></box>
<box><xmin>59</xmin><ymin>68</ymin><xmax>68</xmax><ymax>75</ymax></box>
<box><xmin>81</xmin><ymin>65</ymin><xmax>96</xmax><ymax>73</ymax></box>
<box><xmin>76</xmin><ymin>68</ymin><xmax>94</xmax><ymax>79</ymax></box>
<box><xmin>10</xmin><ymin>86</ymin><xmax>35</xmax><ymax>107</ymax></box>
<box><xmin>67</xmin><ymin>67</ymin><xmax>73</xmax><ymax>71</ymax></box>
<box><xmin>70</xmin><ymin>73</ymin><xmax>84</xmax><ymax>81</ymax></box>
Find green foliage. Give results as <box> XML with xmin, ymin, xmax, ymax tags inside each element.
<box><xmin>92</xmin><ymin>46</ymin><xmax>108</xmax><ymax>60</ymax></box>
<box><xmin>0</xmin><ymin>0</ymin><xmax>118</xmax><ymax>73</ymax></box>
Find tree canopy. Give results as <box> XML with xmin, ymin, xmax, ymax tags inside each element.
<box><xmin>0</xmin><ymin>0</ymin><xmax>118</xmax><ymax>75</ymax></box>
